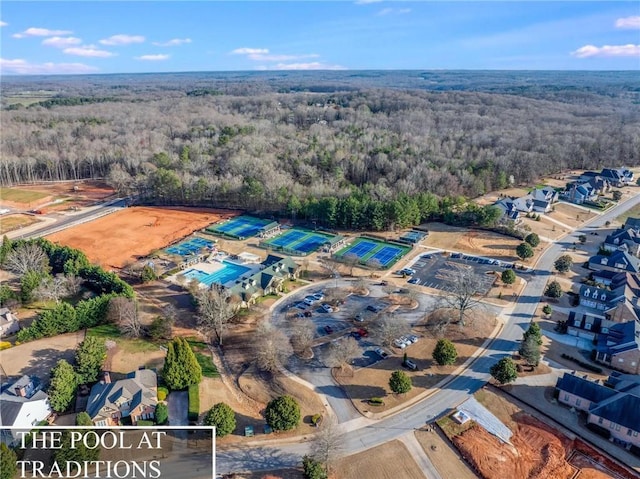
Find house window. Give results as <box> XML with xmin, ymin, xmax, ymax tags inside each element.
<box><xmin>634</xmin><ymin>431</ymin><xmax>638</xmax><ymax>437</ymax></box>
<box><xmin>564</xmin><ymin>394</ymin><xmax>569</xmax><ymax>401</ymax></box>
<box><xmin>631</xmin><ymin>361</ymin><xmax>637</xmax><ymax>366</ymax></box>
<box><xmin>610</xmin><ymin>422</ymin><xmax>615</xmax><ymax>429</ymax></box>
<box><xmin>592</xmin><ymin>292</ymin><xmax>598</xmax><ymax>299</ymax></box>
<box><xmin>601</xmin><ymin>294</ymin><xmax>606</xmax><ymax>300</ymax></box>
<box><xmin>585</xmin><ymin>323</ymin><xmax>592</xmax><ymax>330</ymax></box>
<box><xmin>628</xmin><ymin>429</ymin><xmax>633</xmax><ymax>436</ymax></box>
<box><xmin>598</xmin><ymin>417</ymin><xmax>604</xmax><ymax>425</ymax></box>
<box><xmin>618</xmin><ymin>358</ymin><xmax>624</xmax><ymax>363</ymax></box>
<box><xmin>615</xmin><ymin>424</ymin><xmax>621</xmax><ymax>431</ymax></box>
<box><xmin>584</xmin><ymin>289</ymin><xmax>590</xmax><ymax>297</ymax></box>
<box><xmin>602</xmin><ymin>327</ymin><xmax>609</xmax><ymax>334</ymax></box>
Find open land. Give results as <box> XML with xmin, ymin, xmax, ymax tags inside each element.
<box><xmin>333</xmin><ymin>440</ymin><xmax>426</xmax><ymax>479</ymax></box>
<box><xmin>443</xmin><ymin>387</ymin><xmax>632</xmax><ymax>479</ymax></box>
<box><xmin>0</xmin><ymin>214</ymin><xmax>41</xmax><ymax>234</ymax></box>
<box><xmin>415</xmin><ymin>427</ymin><xmax>478</xmax><ymax>479</ymax></box>
<box><xmin>46</xmin><ymin>206</ymin><xmax>237</xmax><ymax>268</ymax></box>
<box><xmin>0</xmin><ymin>181</ymin><xmax>116</xmax><ymax>211</ymax></box>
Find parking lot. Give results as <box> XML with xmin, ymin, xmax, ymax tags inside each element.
<box><xmin>403</xmin><ymin>252</ymin><xmax>511</xmax><ymax>295</ymax></box>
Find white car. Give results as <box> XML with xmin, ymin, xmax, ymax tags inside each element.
<box><xmin>407</xmin><ymin>335</ymin><xmax>419</xmax><ymax>343</ymax></box>
<box><xmin>304</xmin><ymin>297</ymin><xmax>316</xmax><ymax>306</ymax></box>
<box><xmin>321</xmin><ymin>303</ymin><xmax>334</xmax><ymax>313</ymax></box>
<box><xmin>393</xmin><ymin>338</ymin><xmax>408</xmax><ymax>349</ymax></box>
<box><xmin>312</xmin><ymin>292</ymin><xmax>324</xmax><ymax>301</ymax></box>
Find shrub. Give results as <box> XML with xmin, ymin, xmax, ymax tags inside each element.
<box><xmin>265</xmin><ymin>395</ymin><xmax>301</xmax><ymax>431</ymax></box>
<box><xmin>368</xmin><ymin>397</ymin><xmax>384</xmax><ymax>405</ymax></box>
<box><xmin>490</xmin><ymin>357</ymin><xmax>518</xmax><ymax>384</ymax></box>
<box><xmin>432</xmin><ymin>339</ymin><xmax>458</xmax><ymax>366</ymax></box>
<box><xmin>516</xmin><ymin>242</ymin><xmax>534</xmax><ymax>261</ymax></box>
<box><xmin>0</xmin><ymin>341</ymin><xmax>11</xmax><ymax>351</ymax></box>
<box><xmin>155</xmin><ymin>403</ymin><xmax>169</xmax><ymax>425</ymax></box>
<box><xmin>203</xmin><ymin>402</ymin><xmax>236</xmax><ymax>437</ymax></box>
<box><xmin>542</xmin><ymin>304</ymin><xmax>552</xmax><ymax>316</ymax></box>
<box><xmin>524</xmin><ymin>233</ymin><xmax>540</xmax><ymax>247</ymax></box>
<box><xmin>302</xmin><ymin>455</ymin><xmax>327</xmax><ymax>479</ymax></box>
<box><xmin>389</xmin><ymin>370</ymin><xmax>412</xmax><ymax>394</ymax></box>
<box><xmin>311</xmin><ymin>414</ymin><xmax>322</xmax><ymax>426</ymax></box>
<box><xmin>157</xmin><ymin>386</ymin><xmax>169</xmax><ymax>401</ymax></box>
<box><xmin>501</xmin><ymin>269</ymin><xmax>516</xmax><ymax>285</ymax></box>
<box><xmin>554</xmin><ymin>255</ymin><xmax>573</xmax><ymax>273</ymax></box>
<box><xmin>188</xmin><ymin>384</ymin><xmax>200</xmax><ymax>422</ymax></box>
<box><xmin>545</xmin><ymin>280</ymin><xmax>563</xmax><ymax>298</ymax></box>
<box><xmin>75</xmin><ymin>412</ymin><xmax>93</xmax><ymax>426</ymax></box>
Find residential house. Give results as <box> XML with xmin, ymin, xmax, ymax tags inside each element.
<box><xmin>229</xmin><ymin>255</ymin><xmax>299</xmax><ymax>307</ymax></box>
<box><xmin>0</xmin><ymin>376</ymin><xmax>51</xmax><ymax>445</ymax></box>
<box><xmin>531</xmin><ymin>186</ymin><xmax>559</xmax><ymax>204</ymax></box>
<box><xmin>588</xmin><ymin>250</ymin><xmax>640</xmax><ymax>274</ymax></box>
<box><xmin>555</xmin><ymin>371</ymin><xmax>640</xmax><ymax>449</ymax></box>
<box><xmin>625</xmin><ymin>218</ymin><xmax>640</xmax><ymax>230</ymax></box>
<box><xmin>0</xmin><ymin>308</ymin><xmax>19</xmax><ymax>337</ymax></box>
<box><xmin>86</xmin><ymin>370</ymin><xmax>157</xmax><ymax>427</ymax></box>
<box><xmin>583</xmin><ymin>176</ymin><xmax>612</xmax><ymax>195</ymax></box>
<box><xmin>512</xmin><ymin>196</ymin><xmax>534</xmax><ymax>213</ymax></box>
<box><xmin>563</xmin><ymin>183</ymin><xmax>598</xmax><ymax>205</ymax></box>
<box><xmin>595</xmin><ymin>321</ymin><xmax>640</xmax><ymax>375</ymax></box>
<box><xmin>493</xmin><ymin>198</ymin><xmax>521</xmax><ymax>224</ymax></box>
<box><xmin>600</xmin><ymin>168</ymin><xmax>634</xmax><ymax>187</ymax></box>
<box><xmin>603</xmin><ymin>228</ymin><xmax>640</xmax><ymax>256</ymax></box>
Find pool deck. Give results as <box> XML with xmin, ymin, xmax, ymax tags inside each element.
<box><xmin>167</xmin><ymin>256</ymin><xmax>261</xmax><ymax>289</ymax></box>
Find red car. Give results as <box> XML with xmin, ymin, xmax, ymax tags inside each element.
<box><xmin>356</xmin><ymin>328</ymin><xmax>368</xmax><ymax>337</ymax></box>
<box><xmin>324</xmin><ymin>325</ymin><xmax>334</xmax><ymax>334</ymax></box>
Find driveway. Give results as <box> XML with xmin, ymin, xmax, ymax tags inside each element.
<box><xmin>168</xmin><ymin>390</ymin><xmax>188</xmax><ymax>426</ymax></box>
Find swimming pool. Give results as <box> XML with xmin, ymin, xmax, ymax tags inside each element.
<box><xmin>182</xmin><ymin>261</ymin><xmax>251</xmax><ymax>287</ymax></box>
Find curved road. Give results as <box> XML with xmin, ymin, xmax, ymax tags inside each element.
<box><xmin>218</xmin><ymin>194</ymin><xmax>640</xmax><ymax>474</ymax></box>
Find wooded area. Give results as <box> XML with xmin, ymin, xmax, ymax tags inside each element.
<box><xmin>1</xmin><ymin>71</ymin><xmax>638</xmax><ymax>228</ymax></box>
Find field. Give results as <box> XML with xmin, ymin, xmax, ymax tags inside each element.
<box><xmin>550</xmin><ymin>202</ymin><xmax>598</xmax><ymax>228</ymax></box>
<box><xmin>333</xmin><ymin>440</ymin><xmax>426</xmax><ymax>479</ymax></box>
<box><xmin>442</xmin><ymin>387</ymin><xmax>632</xmax><ymax>479</ymax></box>
<box><xmin>0</xmin><ymin>214</ymin><xmax>41</xmax><ymax>234</ymax></box>
<box><xmin>452</xmin><ymin>230</ymin><xmax>526</xmax><ymax>262</ymax></box>
<box><xmin>616</xmin><ymin>203</ymin><xmax>640</xmax><ymax>227</ymax></box>
<box><xmin>0</xmin><ymin>181</ymin><xmax>115</xmax><ymax>210</ymax></box>
<box><xmin>46</xmin><ymin>207</ymin><xmax>236</xmax><ymax>268</ymax></box>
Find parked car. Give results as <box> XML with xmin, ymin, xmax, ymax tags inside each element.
<box><xmin>379</xmin><ymin>280</ymin><xmax>388</xmax><ymax>286</ymax></box>
<box><xmin>403</xmin><ymin>359</ymin><xmax>418</xmax><ymax>371</ymax></box>
<box><xmin>303</xmin><ymin>311</ymin><xmax>313</xmax><ymax>317</ymax></box>
<box><xmin>312</xmin><ymin>292</ymin><xmax>324</xmax><ymax>301</ymax></box>
<box><xmin>350</xmin><ymin>331</ymin><xmax>361</xmax><ymax>340</ymax></box>
<box><xmin>421</xmin><ymin>254</ymin><xmax>432</xmax><ymax>259</ymax></box>
<box><xmin>354</xmin><ymin>313</ymin><xmax>365</xmax><ymax>322</ymax></box>
<box><xmin>355</xmin><ymin>328</ymin><xmax>368</xmax><ymax>337</ymax></box>
<box><xmin>295</xmin><ymin>312</ymin><xmax>305</xmax><ymax>318</ymax></box>
<box><xmin>407</xmin><ymin>334</ymin><xmax>419</xmax><ymax>343</ymax></box>
<box><xmin>304</xmin><ymin>297</ymin><xmax>316</xmax><ymax>306</ymax></box>
<box><xmin>374</xmin><ymin>348</ymin><xmax>389</xmax><ymax>359</ymax></box>
<box><xmin>294</xmin><ymin>303</ymin><xmax>307</xmax><ymax>310</ymax></box>
<box><xmin>324</xmin><ymin>325</ymin><xmax>334</xmax><ymax>334</ymax></box>
<box><xmin>407</xmin><ymin>278</ymin><xmax>420</xmax><ymax>285</ymax></box>
<box><xmin>367</xmin><ymin>304</ymin><xmax>384</xmax><ymax>313</ymax></box>
<box><xmin>321</xmin><ymin>303</ymin><xmax>334</xmax><ymax>313</ymax></box>
<box><xmin>393</xmin><ymin>338</ymin><xmax>408</xmax><ymax>349</ymax></box>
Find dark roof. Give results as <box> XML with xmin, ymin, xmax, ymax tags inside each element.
<box><xmin>590</xmin><ymin>394</ymin><xmax>640</xmax><ymax>431</ymax></box>
<box><xmin>589</xmin><ymin>251</ymin><xmax>640</xmax><ymax>273</ymax></box>
<box><xmin>597</xmin><ymin>321</ymin><xmax>639</xmax><ymax>355</ymax></box>
<box><xmin>263</xmin><ymin>254</ymin><xmax>286</xmax><ymax>267</ymax></box>
<box><xmin>0</xmin><ymin>401</ymin><xmax>22</xmax><ymax>427</ymax></box>
<box><xmin>556</xmin><ymin>372</ymin><xmax>618</xmax><ymax>404</ymax></box>
<box><xmin>625</xmin><ymin>218</ymin><xmax>640</xmax><ymax>230</ymax></box>
<box><xmin>0</xmin><ymin>375</ymin><xmax>48</xmax><ymax>427</ymax></box>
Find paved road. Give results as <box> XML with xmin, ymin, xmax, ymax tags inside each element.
<box><xmin>218</xmin><ymin>193</ymin><xmax>640</xmax><ymax>475</ymax></box>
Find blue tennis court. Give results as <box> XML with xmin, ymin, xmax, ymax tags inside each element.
<box><xmin>166</xmin><ymin>237</ymin><xmax>214</xmax><ymax>257</ymax></box>
<box><xmin>261</xmin><ymin>228</ymin><xmax>335</xmax><ymax>255</ymax></box>
<box><xmin>333</xmin><ymin>237</ymin><xmax>410</xmax><ymax>269</ymax></box>
<box><xmin>206</xmin><ymin>216</ymin><xmax>275</xmax><ymax>240</ymax></box>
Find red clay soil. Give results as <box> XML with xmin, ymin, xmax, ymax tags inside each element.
<box><xmin>453</xmin><ymin>413</ymin><xmax>576</xmax><ymax>479</ymax></box>
<box><xmin>569</xmin><ymin>452</ymin><xmax>621</xmax><ymax>479</ymax></box>
<box><xmin>47</xmin><ymin>206</ymin><xmax>237</xmax><ymax>268</ymax></box>
<box><xmin>0</xmin><ymin>180</ymin><xmax>115</xmax><ymax>209</ymax></box>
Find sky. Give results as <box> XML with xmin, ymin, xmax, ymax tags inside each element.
<box><xmin>1</xmin><ymin>1</ymin><xmax>639</xmax><ymax>75</ymax></box>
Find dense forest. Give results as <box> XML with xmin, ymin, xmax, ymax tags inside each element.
<box><xmin>1</xmin><ymin>71</ymin><xmax>639</xmax><ymax>227</ymax></box>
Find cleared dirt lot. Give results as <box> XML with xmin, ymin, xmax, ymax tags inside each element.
<box><xmin>415</xmin><ymin>427</ymin><xmax>478</xmax><ymax>479</ymax></box>
<box><xmin>550</xmin><ymin>203</ymin><xmax>598</xmax><ymax>228</ymax></box>
<box><xmin>444</xmin><ymin>388</ymin><xmax>633</xmax><ymax>479</ymax></box>
<box><xmin>47</xmin><ymin>206</ymin><xmax>237</xmax><ymax>268</ymax></box>
<box><xmin>333</xmin><ymin>440</ymin><xmax>426</xmax><ymax>479</ymax></box>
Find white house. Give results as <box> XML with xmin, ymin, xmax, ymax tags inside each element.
<box><xmin>0</xmin><ymin>308</ymin><xmax>19</xmax><ymax>337</ymax></box>
<box><xmin>0</xmin><ymin>376</ymin><xmax>52</xmax><ymax>445</ymax></box>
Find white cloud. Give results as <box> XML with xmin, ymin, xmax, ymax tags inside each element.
<box><xmin>615</xmin><ymin>16</ymin><xmax>640</xmax><ymax>29</ymax></box>
<box><xmin>63</xmin><ymin>45</ymin><xmax>115</xmax><ymax>58</ymax></box>
<box><xmin>377</xmin><ymin>7</ymin><xmax>411</xmax><ymax>16</ymax></box>
<box><xmin>13</xmin><ymin>27</ymin><xmax>73</xmax><ymax>38</ymax></box>
<box><xmin>152</xmin><ymin>38</ymin><xmax>191</xmax><ymax>47</ymax></box>
<box><xmin>231</xmin><ymin>47</ymin><xmax>269</xmax><ymax>55</ymax></box>
<box><xmin>0</xmin><ymin>58</ymin><xmax>98</xmax><ymax>75</ymax></box>
<box><xmin>249</xmin><ymin>53</ymin><xmax>319</xmax><ymax>62</ymax></box>
<box><xmin>271</xmin><ymin>62</ymin><xmax>346</xmax><ymax>70</ymax></box>
<box><xmin>0</xmin><ymin>21</ymin><xmax>7</xmax><ymax>27</ymax></box>
<box><xmin>99</xmin><ymin>34</ymin><xmax>145</xmax><ymax>46</ymax></box>
<box><xmin>135</xmin><ymin>54</ymin><xmax>170</xmax><ymax>61</ymax></box>
<box><xmin>572</xmin><ymin>44</ymin><xmax>640</xmax><ymax>58</ymax></box>
<box><xmin>42</xmin><ymin>36</ymin><xmax>82</xmax><ymax>48</ymax></box>
<box><xmin>355</xmin><ymin>0</ymin><xmax>383</xmax><ymax>4</ymax></box>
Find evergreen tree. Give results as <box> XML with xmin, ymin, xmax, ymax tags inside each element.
<box><xmin>516</xmin><ymin>242</ymin><xmax>534</xmax><ymax>261</ymax></box>
<box><xmin>203</xmin><ymin>402</ymin><xmax>236</xmax><ymax>437</ymax></box>
<box><xmin>162</xmin><ymin>338</ymin><xmax>202</xmax><ymax>390</ymax></box>
<box><xmin>48</xmin><ymin>360</ymin><xmax>78</xmax><ymax>412</ymax></box>
<box><xmin>523</xmin><ymin>322</ymin><xmax>543</xmax><ymax>346</ymax></box>
<box><xmin>75</xmin><ymin>337</ymin><xmax>107</xmax><ymax>384</ymax></box>
<box><xmin>0</xmin><ymin>443</ymin><xmax>17</xmax><ymax>479</ymax></box>
<box><xmin>75</xmin><ymin>411</ymin><xmax>93</xmax><ymax>426</ymax></box>
<box><xmin>265</xmin><ymin>395</ymin><xmax>301</xmax><ymax>431</ymax></box>
<box><xmin>519</xmin><ymin>335</ymin><xmax>541</xmax><ymax>367</ymax></box>
<box><xmin>432</xmin><ymin>339</ymin><xmax>458</xmax><ymax>366</ymax></box>
<box><xmin>155</xmin><ymin>403</ymin><xmax>169</xmax><ymax>425</ymax></box>
<box><xmin>389</xmin><ymin>370</ymin><xmax>412</xmax><ymax>394</ymax></box>
<box><xmin>545</xmin><ymin>280</ymin><xmax>563</xmax><ymax>298</ymax></box>
<box><xmin>0</xmin><ymin>235</ymin><xmax>13</xmax><ymax>267</ymax></box>
<box><xmin>554</xmin><ymin>254</ymin><xmax>573</xmax><ymax>273</ymax></box>
<box><xmin>490</xmin><ymin>357</ymin><xmax>518</xmax><ymax>384</ymax></box>
<box><xmin>501</xmin><ymin>269</ymin><xmax>516</xmax><ymax>285</ymax></box>
<box><xmin>524</xmin><ymin>233</ymin><xmax>540</xmax><ymax>247</ymax></box>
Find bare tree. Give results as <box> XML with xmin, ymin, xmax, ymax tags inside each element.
<box><xmin>64</xmin><ymin>274</ymin><xmax>83</xmax><ymax>296</ymax></box>
<box><xmin>326</xmin><ymin>337</ymin><xmax>362</xmax><ymax>373</ymax></box>
<box><xmin>310</xmin><ymin>416</ymin><xmax>343</xmax><ymax>474</ymax></box>
<box><xmin>343</xmin><ymin>253</ymin><xmax>359</xmax><ymax>277</ymax></box>
<box><xmin>196</xmin><ymin>285</ymin><xmax>237</xmax><ymax>346</ymax></box>
<box><xmin>441</xmin><ymin>268</ymin><xmax>484</xmax><ymax>327</ymax></box>
<box><xmin>254</xmin><ymin>321</ymin><xmax>293</xmax><ymax>372</ymax></box>
<box><xmin>4</xmin><ymin>243</ymin><xmax>49</xmax><ymax>275</ymax></box>
<box><xmin>290</xmin><ymin>318</ymin><xmax>315</xmax><ymax>354</ymax></box>
<box><xmin>34</xmin><ymin>274</ymin><xmax>69</xmax><ymax>303</ymax></box>
<box><xmin>371</xmin><ymin>314</ymin><xmax>411</xmax><ymax>348</ymax></box>
<box><xmin>107</xmin><ymin>297</ymin><xmax>141</xmax><ymax>338</ymax></box>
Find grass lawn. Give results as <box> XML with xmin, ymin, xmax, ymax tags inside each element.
<box><xmin>616</xmin><ymin>203</ymin><xmax>640</xmax><ymax>225</ymax></box>
<box><xmin>87</xmin><ymin>324</ymin><xmax>160</xmax><ymax>353</ymax></box>
<box><xmin>437</xmin><ymin>415</ymin><xmax>475</xmax><ymax>439</ymax></box>
<box><xmin>0</xmin><ymin>214</ymin><xmax>40</xmax><ymax>235</ymax></box>
<box><xmin>0</xmin><ymin>187</ymin><xmax>49</xmax><ymax>204</ymax></box>
<box><xmin>194</xmin><ymin>351</ymin><xmax>219</xmax><ymax>378</ymax></box>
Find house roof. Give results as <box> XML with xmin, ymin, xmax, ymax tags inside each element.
<box><xmin>590</xmin><ymin>394</ymin><xmax>640</xmax><ymax>431</ymax></box>
<box><xmin>597</xmin><ymin>321</ymin><xmax>640</xmax><ymax>355</ymax></box>
<box><xmin>556</xmin><ymin>372</ymin><xmax>618</xmax><ymax>404</ymax></box>
<box><xmin>589</xmin><ymin>250</ymin><xmax>640</xmax><ymax>273</ymax></box>
<box><xmin>0</xmin><ymin>376</ymin><xmax>48</xmax><ymax>427</ymax></box>
<box><xmin>229</xmin><ymin>255</ymin><xmax>298</xmax><ymax>301</ymax></box>
<box><xmin>625</xmin><ymin>218</ymin><xmax>640</xmax><ymax>230</ymax></box>
<box><xmin>86</xmin><ymin>370</ymin><xmax>157</xmax><ymax>422</ymax></box>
